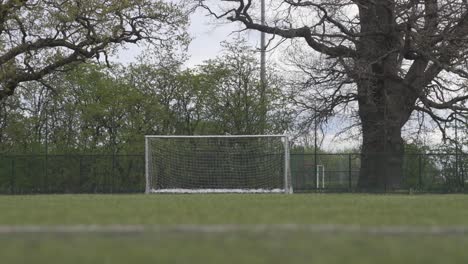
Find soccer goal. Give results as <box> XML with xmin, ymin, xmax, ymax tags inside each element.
<box><xmin>145</xmin><ymin>135</ymin><xmax>292</xmax><ymax>194</ymax></box>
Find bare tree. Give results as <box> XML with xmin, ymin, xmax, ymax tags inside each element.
<box><xmin>198</xmin><ymin>0</ymin><xmax>468</xmax><ymax>189</ymax></box>
<box><xmin>0</xmin><ymin>0</ymin><xmax>188</xmax><ymax>100</ymax></box>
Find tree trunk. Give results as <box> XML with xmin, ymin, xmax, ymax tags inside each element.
<box><xmin>358</xmin><ymin>116</ymin><xmax>404</xmax><ymax>191</ymax></box>
<box><xmin>356</xmin><ymin>79</ymin><xmax>414</xmax><ymax>190</ymax></box>
<box><xmin>354</xmin><ymin>2</ymin><xmax>416</xmax><ymax>190</ymax></box>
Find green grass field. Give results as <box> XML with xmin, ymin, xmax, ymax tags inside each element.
<box><xmin>2</xmin><ymin>194</ymin><xmax>468</xmax><ymax>264</ymax></box>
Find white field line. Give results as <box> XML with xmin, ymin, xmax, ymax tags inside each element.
<box><xmin>1</xmin><ymin>224</ymin><xmax>468</xmax><ymax>235</ymax></box>
<box><xmin>150</xmin><ymin>188</ymin><xmax>286</xmax><ymax>194</ymax></box>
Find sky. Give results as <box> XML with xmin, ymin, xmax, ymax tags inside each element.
<box><xmin>114</xmin><ymin>8</ymin><xmax>261</xmax><ymax>68</ymax></box>
<box><xmin>185</xmin><ymin>9</ymin><xmax>246</xmax><ymax>67</ymax></box>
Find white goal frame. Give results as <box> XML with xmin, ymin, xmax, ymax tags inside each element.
<box><xmin>316</xmin><ymin>164</ymin><xmax>325</xmax><ymax>189</ymax></box>
<box><xmin>145</xmin><ymin>135</ymin><xmax>293</xmax><ymax>194</ymax></box>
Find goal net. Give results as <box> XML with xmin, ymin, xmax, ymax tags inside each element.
<box><xmin>145</xmin><ymin>135</ymin><xmax>292</xmax><ymax>194</ymax></box>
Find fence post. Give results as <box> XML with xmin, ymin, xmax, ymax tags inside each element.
<box><xmin>384</xmin><ymin>153</ymin><xmax>387</xmax><ymax>193</ymax></box>
<box><xmin>10</xmin><ymin>157</ymin><xmax>15</xmax><ymax>194</ymax></box>
<box><xmin>418</xmin><ymin>154</ymin><xmax>422</xmax><ymax>190</ymax></box>
<box><xmin>348</xmin><ymin>154</ymin><xmax>352</xmax><ymax>191</ymax></box>
<box><xmin>111</xmin><ymin>154</ymin><xmax>116</xmax><ymax>193</ymax></box>
<box><xmin>455</xmin><ymin>152</ymin><xmax>459</xmax><ymax>187</ymax></box>
<box><xmin>79</xmin><ymin>155</ymin><xmax>82</xmax><ymax>193</ymax></box>
<box><xmin>44</xmin><ymin>154</ymin><xmax>48</xmax><ymax>193</ymax></box>
<box><xmin>462</xmin><ymin>154</ymin><xmax>465</xmax><ymax>190</ymax></box>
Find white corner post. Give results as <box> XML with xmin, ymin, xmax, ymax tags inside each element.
<box><xmin>316</xmin><ymin>165</ymin><xmax>325</xmax><ymax>189</ymax></box>
<box><xmin>145</xmin><ymin>136</ymin><xmax>151</xmax><ymax>194</ymax></box>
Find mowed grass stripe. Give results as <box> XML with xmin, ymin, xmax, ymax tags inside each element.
<box><xmin>1</xmin><ymin>194</ymin><xmax>468</xmax><ymax>226</ymax></box>
<box><xmin>1</xmin><ymin>231</ymin><xmax>468</xmax><ymax>264</ymax></box>
<box><xmin>2</xmin><ymin>224</ymin><xmax>468</xmax><ymax>235</ymax></box>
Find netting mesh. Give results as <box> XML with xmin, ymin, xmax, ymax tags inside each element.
<box><xmin>146</xmin><ymin>136</ymin><xmax>289</xmax><ymax>193</ymax></box>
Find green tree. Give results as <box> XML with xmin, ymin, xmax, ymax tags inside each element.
<box><xmin>403</xmin><ymin>143</ymin><xmax>438</xmax><ymax>189</ymax></box>
<box><xmin>198</xmin><ymin>39</ymin><xmax>291</xmax><ymax>135</ymax></box>
<box><xmin>0</xmin><ymin>39</ymin><xmax>293</xmax><ymax>154</ymax></box>
<box><xmin>0</xmin><ymin>94</ymin><xmax>28</xmax><ymax>152</ymax></box>
<box><xmin>0</xmin><ymin>0</ymin><xmax>188</xmax><ymax>100</ymax></box>
<box><xmin>124</xmin><ymin>62</ymin><xmax>203</xmax><ymax>136</ymax></box>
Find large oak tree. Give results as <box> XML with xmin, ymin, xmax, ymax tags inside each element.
<box><xmin>198</xmin><ymin>0</ymin><xmax>468</xmax><ymax>189</ymax></box>
<box><xmin>0</xmin><ymin>0</ymin><xmax>188</xmax><ymax>100</ymax></box>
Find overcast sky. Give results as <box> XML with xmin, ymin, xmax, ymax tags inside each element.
<box><xmin>114</xmin><ymin>8</ymin><xmax>261</xmax><ymax>67</ymax></box>
<box><xmin>186</xmin><ymin>9</ymin><xmax>248</xmax><ymax>67</ymax></box>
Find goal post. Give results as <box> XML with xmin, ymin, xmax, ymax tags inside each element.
<box><xmin>145</xmin><ymin>135</ymin><xmax>292</xmax><ymax>194</ymax></box>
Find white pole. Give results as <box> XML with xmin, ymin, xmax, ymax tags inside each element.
<box><xmin>316</xmin><ymin>165</ymin><xmax>325</xmax><ymax>189</ymax></box>
<box><xmin>316</xmin><ymin>166</ymin><xmax>319</xmax><ymax>189</ymax></box>
<box><xmin>322</xmin><ymin>166</ymin><xmax>325</xmax><ymax>189</ymax></box>
<box><xmin>145</xmin><ymin>136</ymin><xmax>150</xmax><ymax>194</ymax></box>
<box><xmin>284</xmin><ymin>136</ymin><xmax>292</xmax><ymax>194</ymax></box>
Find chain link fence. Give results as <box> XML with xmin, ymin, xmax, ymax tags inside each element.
<box><xmin>291</xmin><ymin>153</ymin><xmax>467</xmax><ymax>192</ymax></box>
<box><xmin>0</xmin><ymin>155</ymin><xmax>145</xmax><ymax>194</ymax></box>
<box><xmin>0</xmin><ymin>153</ymin><xmax>467</xmax><ymax>193</ymax></box>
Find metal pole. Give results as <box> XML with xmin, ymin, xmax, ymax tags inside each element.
<box><xmin>259</xmin><ymin>0</ymin><xmax>267</xmax><ymax>133</ymax></box>
<box><xmin>455</xmin><ymin>116</ymin><xmax>458</xmax><ymax>177</ymax></box>
<box><xmin>145</xmin><ymin>136</ymin><xmax>150</xmax><ymax>194</ymax></box>
<box><xmin>316</xmin><ymin>166</ymin><xmax>319</xmax><ymax>189</ymax></box>
<box><xmin>462</xmin><ymin>114</ymin><xmax>466</xmax><ymax>189</ymax></box>
<box><xmin>314</xmin><ymin>112</ymin><xmax>318</xmax><ymax>190</ymax></box>
<box><xmin>455</xmin><ymin>116</ymin><xmax>460</xmax><ymax>185</ymax></box>
<box><xmin>45</xmin><ymin>108</ymin><xmax>48</xmax><ymax>154</ymax></box>
<box><xmin>112</xmin><ymin>153</ymin><xmax>116</xmax><ymax>193</ymax></box>
<box><xmin>322</xmin><ymin>166</ymin><xmax>325</xmax><ymax>189</ymax></box>
<box><xmin>11</xmin><ymin>157</ymin><xmax>15</xmax><ymax>194</ymax></box>
<box><xmin>284</xmin><ymin>136</ymin><xmax>292</xmax><ymax>194</ymax></box>
<box><xmin>44</xmin><ymin>103</ymin><xmax>48</xmax><ymax>193</ymax></box>
<box><xmin>79</xmin><ymin>155</ymin><xmax>82</xmax><ymax>193</ymax></box>
<box><xmin>260</xmin><ymin>0</ymin><xmax>266</xmax><ymax>88</ymax></box>
<box><xmin>418</xmin><ymin>154</ymin><xmax>422</xmax><ymax>189</ymax></box>
<box><xmin>348</xmin><ymin>154</ymin><xmax>352</xmax><ymax>191</ymax></box>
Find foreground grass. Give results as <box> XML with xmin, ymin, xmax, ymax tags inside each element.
<box><xmin>2</xmin><ymin>232</ymin><xmax>468</xmax><ymax>264</ymax></box>
<box><xmin>2</xmin><ymin>194</ymin><xmax>468</xmax><ymax>264</ymax></box>
<box><xmin>0</xmin><ymin>194</ymin><xmax>468</xmax><ymax>226</ymax></box>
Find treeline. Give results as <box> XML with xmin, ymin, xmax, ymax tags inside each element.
<box><xmin>0</xmin><ymin>39</ymin><xmax>293</xmax><ymax>155</ymax></box>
